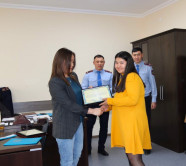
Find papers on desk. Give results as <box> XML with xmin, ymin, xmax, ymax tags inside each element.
<box><xmin>2</xmin><ymin>117</ymin><xmax>15</xmax><ymax>122</ymax></box>
<box><xmin>33</xmin><ymin>115</ymin><xmax>51</xmax><ymax>123</ymax></box>
<box><xmin>3</xmin><ymin>137</ymin><xmax>42</xmax><ymax>146</ymax></box>
<box><xmin>1</xmin><ymin>111</ymin><xmax>52</xmax><ymax>128</ymax></box>
<box><xmin>37</xmin><ymin>113</ymin><xmax>52</xmax><ymax>117</ymax></box>
<box><xmin>4</xmin><ymin>125</ymin><xmax>22</xmax><ymax>133</ymax></box>
<box><xmin>20</xmin><ymin>112</ymin><xmax>37</xmax><ymax>119</ymax></box>
<box><xmin>0</xmin><ymin>134</ymin><xmax>17</xmax><ymax>141</ymax></box>
<box><xmin>25</xmin><ymin>115</ymin><xmax>37</xmax><ymax>119</ymax></box>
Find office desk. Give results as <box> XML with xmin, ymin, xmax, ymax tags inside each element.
<box><xmin>1</xmin><ymin>110</ymin><xmax>89</xmax><ymax>166</ymax></box>
<box><xmin>0</xmin><ymin>133</ymin><xmax>42</xmax><ymax>166</ymax></box>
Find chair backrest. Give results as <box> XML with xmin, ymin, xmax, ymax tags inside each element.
<box><xmin>0</xmin><ymin>87</ymin><xmax>14</xmax><ymax>116</ymax></box>
<box><xmin>0</xmin><ymin>102</ymin><xmax>12</xmax><ymax>118</ymax></box>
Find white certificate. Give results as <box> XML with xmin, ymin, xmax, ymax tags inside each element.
<box><xmin>82</xmin><ymin>86</ymin><xmax>111</xmax><ymax>105</ymax></box>
<box><xmin>18</xmin><ymin>129</ymin><xmax>44</xmax><ymax>136</ymax></box>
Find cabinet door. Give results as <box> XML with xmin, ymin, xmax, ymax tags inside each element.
<box><xmin>132</xmin><ymin>31</ymin><xmax>185</xmax><ymax>152</ymax></box>
<box><xmin>148</xmin><ymin>36</ymin><xmax>166</xmax><ymax>145</ymax></box>
<box><xmin>149</xmin><ymin>32</ymin><xmax>183</xmax><ymax>152</ymax></box>
<box><xmin>160</xmin><ymin>32</ymin><xmax>181</xmax><ymax>151</ymax></box>
<box><xmin>141</xmin><ymin>43</ymin><xmax>148</xmax><ymax>63</ymax></box>
<box><xmin>161</xmin><ymin>32</ymin><xmax>184</xmax><ymax>152</ymax></box>
<box><xmin>177</xmin><ymin>56</ymin><xmax>186</xmax><ymax>151</ymax></box>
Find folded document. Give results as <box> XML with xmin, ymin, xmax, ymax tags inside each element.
<box><xmin>4</xmin><ymin>137</ymin><xmax>42</xmax><ymax>146</ymax></box>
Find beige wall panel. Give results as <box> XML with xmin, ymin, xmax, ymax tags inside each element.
<box><xmin>141</xmin><ymin>0</ymin><xmax>186</xmax><ymax>38</ymax></box>
<box><xmin>0</xmin><ymin>8</ymin><xmax>142</xmax><ymax>102</ymax></box>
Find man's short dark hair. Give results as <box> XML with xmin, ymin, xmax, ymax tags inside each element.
<box><xmin>94</xmin><ymin>54</ymin><xmax>104</xmax><ymax>60</ymax></box>
<box><xmin>132</xmin><ymin>47</ymin><xmax>143</xmax><ymax>53</ymax></box>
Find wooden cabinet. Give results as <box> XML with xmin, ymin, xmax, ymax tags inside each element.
<box><xmin>131</xmin><ymin>29</ymin><xmax>186</xmax><ymax>153</ymax></box>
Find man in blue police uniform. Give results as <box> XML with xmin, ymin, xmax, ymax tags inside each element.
<box><xmin>132</xmin><ymin>47</ymin><xmax>157</xmax><ymax>155</ymax></box>
<box><xmin>82</xmin><ymin>55</ymin><xmax>112</xmax><ymax>156</ymax></box>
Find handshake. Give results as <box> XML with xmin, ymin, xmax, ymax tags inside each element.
<box><xmin>87</xmin><ymin>99</ymin><xmax>109</xmax><ymax>116</ymax></box>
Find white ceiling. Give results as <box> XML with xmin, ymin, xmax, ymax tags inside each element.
<box><xmin>0</xmin><ymin>0</ymin><xmax>179</xmax><ymax>17</ymax></box>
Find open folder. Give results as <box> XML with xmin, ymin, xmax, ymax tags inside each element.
<box><xmin>16</xmin><ymin>129</ymin><xmax>45</xmax><ymax>138</ymax></box>
<box><xmin>3</xmin><ymin>137</ymin><xmax>42</xmax><ymax>146</ymax></box>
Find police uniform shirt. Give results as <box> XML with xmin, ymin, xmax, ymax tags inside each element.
<box><xmin>134</xmin><ymin>61</ymin><xmax>157</xmax><ymax>102</ymax></box>
<box><xmin>81</xmin><ymin>69</ymin><xmax>113</xmax><ymax>91</ymax></box>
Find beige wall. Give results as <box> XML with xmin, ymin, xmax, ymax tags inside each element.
<box><xmin>2</xmin><ymin>0</ymin><xmax>185</xmax><ymax>102</ymax></box>
<box><xmin>141</xmin><ymin>0</ymin><xmax>186</xmax><ymax>39</ymax></box>
<box><xmin>0</xmin><ymin>8</ymin><xmax>142</xmax><ymax>102</ymax></box>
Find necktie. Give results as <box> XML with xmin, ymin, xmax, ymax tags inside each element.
<box><xmin>97</xmin><ymin>71</ymin><xmax>102</xmax><ymax>86</ymax></box>
<box><xmin>136</xmin><ymin>65</ymin><xmax>140</xmax><ymax>74</ymax></box>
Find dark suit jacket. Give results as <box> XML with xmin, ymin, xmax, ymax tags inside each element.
<box><xmin>49</xmin><ymin>72</ymin><xmax>88</xmax><ymax>139</ymax></box>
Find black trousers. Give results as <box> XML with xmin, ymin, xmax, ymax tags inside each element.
<box><xmin>145</xmin><ymin>95</ymin><xmax>151</xmax><ymax>130</ymax></box>
<box><xmin>86</xmin><ymin>111</ymin><xmax>109</xmax><ymax>152</ymax></box>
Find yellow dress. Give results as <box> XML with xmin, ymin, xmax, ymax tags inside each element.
<box><xmin>107</xmin><ymin>72</ymin><xmax>152</xmax><ymax>154</ymax></box>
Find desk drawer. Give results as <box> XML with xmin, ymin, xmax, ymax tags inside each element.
<box><xmin>0</xmin><ymin>149</ymin><xmax>42</xmax><ymax>166</ymax></box>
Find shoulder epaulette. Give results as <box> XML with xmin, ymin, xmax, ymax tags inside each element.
<box><xmin>105</xmin><ymin>70</ymin><xmax>112</xmax><ymax>73</ymax></box>
<box><xmin>86</xmin><ymin>70</ymin><xmax>93</xmax><ymax>74</ymax></box>
<box><xmin>144</xmin><ymin>62</ymin><xmax>152</xmax><ymax>66</ymax></box>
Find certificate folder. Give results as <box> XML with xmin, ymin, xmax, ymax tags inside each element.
<box><xmin>16</xmin><ymin>129</ymin><xmax>45</xmax><ymax>138</ymax></box>
<box><xmin>4</xmin><ymin>137</ymin><xmax>42</xmax><ymax>146</ymax></box>
<box><xmin>82</xmin><ymin>85</ymin><xmax>112</xmax><ymax>106</ymax></box>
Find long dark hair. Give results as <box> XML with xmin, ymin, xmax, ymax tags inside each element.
<box><xmin>49</xmin><ymin>48</ymin><xmax>76</xmax><ymax>85</ymax></box>
<box><xmin>112</xmin><ymin>51</ymin><xmax>138</xmax><ymax>93</ymax></box>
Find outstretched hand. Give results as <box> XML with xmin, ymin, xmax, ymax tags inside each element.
<box><xmin>92</xmin><ymin>108</ymin><xmax>103</xmax><ymax>116</ymax></box>
<box><xmin>100</xmin><ymin>105</ymin><xmax>109</xmax><ymax>112</ymax></box>
<box><xmin>99</xmin><ymin>98</ymin><xmax>109</xmax><ymax>112</ymax></box>
<box><xmin>88</xmin><ymin>108</ymin><xmax>103</xmax><ymax>116</ymax></box>
<box><xmin>99</xmin><ymin>98</ymin><xmax>108</xmax><ymax>106</ymax></box>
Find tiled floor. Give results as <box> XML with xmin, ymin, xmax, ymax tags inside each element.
<box><xmin>88</xmin><ymin>136</ymin><xmax>186</xmax><ymax>166</ymax></box>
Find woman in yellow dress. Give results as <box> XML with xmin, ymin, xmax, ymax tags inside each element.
<box><xmin>100</xmin><ymin>51</ymin><xmax>151</xmax><ymax>166</ymax></box>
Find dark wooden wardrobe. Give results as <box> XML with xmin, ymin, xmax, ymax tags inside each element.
<box><xmin>131</xmin><ymin>29</ymin><xmax>186</xmax><ymax>153</ymax></box>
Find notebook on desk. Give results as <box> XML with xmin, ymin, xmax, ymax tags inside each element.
<box><xmin>3</xmin><ymin>137</ymin><xmax>42</xmax><ymax>146</ymax></box>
